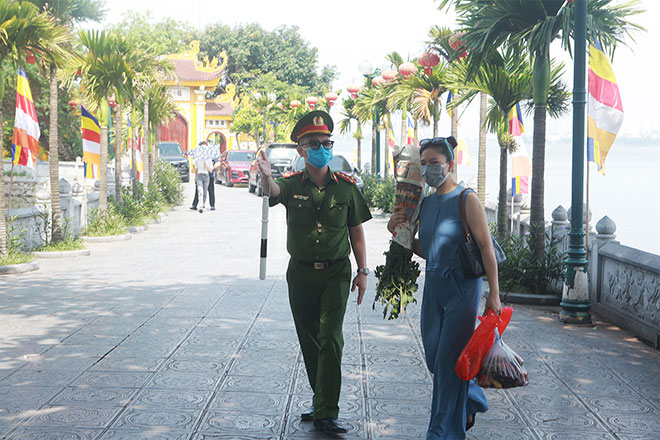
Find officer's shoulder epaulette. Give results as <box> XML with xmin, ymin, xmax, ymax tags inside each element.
<box><xmin>334</xmin><ymin>171</ymin><xmax>356</xmax><ymax>184</ymax></box>
<box><xmin>282</xmin><ymin>170</ymin><xmax>304</xmax><ymax>179</ymax></box>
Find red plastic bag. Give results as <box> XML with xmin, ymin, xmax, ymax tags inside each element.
<box><xmin>476</xmin><ymin>330</ymin><xmax>528</xmax><ymax>388</ymax></box>
<box><xmin>455</xmin><ymin>307</ymin><xmax>513</xmax><ymax>381</ymax></box>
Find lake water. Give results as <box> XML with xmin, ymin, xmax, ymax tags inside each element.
<box><xmin>335</xmin><ymin>135</ymin><xmax>660</xmax><ymax>256</ymax></box>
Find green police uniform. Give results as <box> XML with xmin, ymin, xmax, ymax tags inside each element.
<box><xmin>270</xmin><ymin>168</ymin><xmax>371</xmax><ymax>420</ymax></box>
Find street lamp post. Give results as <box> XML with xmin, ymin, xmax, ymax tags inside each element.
<box><xmin>560</xmin><ymin>0</ymin><xmax>591</xmax><ymax>324</ymax></box>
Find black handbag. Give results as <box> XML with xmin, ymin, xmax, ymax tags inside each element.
<box><xmin>457</xmin><ymin>189</ymin><xmax>506</xmax><ymax>279</ymax></box>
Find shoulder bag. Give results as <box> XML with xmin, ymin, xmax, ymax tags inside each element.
<box><xmin>457</xmin><ymin>188</ymin><xmax>506</xmax><ymax>279</ymax></box>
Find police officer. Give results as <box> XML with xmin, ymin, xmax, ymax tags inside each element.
<box><xmin>257</xmin><ymin>110</ymin><xmax>371</xmax><ymax>434</ymax></box>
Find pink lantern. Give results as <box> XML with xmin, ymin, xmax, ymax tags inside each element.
<box><xmin>25</xmin><ymin>51</ymin><xmax>35</xmax><ymax>64</ymax></box>
<box><xmin>347</xmin><ymin>84</ymin><xmax>361</xmax><ymax>99</ymax></box>
<box><xmin>382</xmin><ymin>69</ymin><xmax>398</xmax><ymax>83</ymax></box>
<box><xmin>418</xmin><ymin>51</ymin><xmax>440</xmax><ymax>76</ymax></box>
<box><xmin>372</xmin><ymin>75</ymin><xmax>385</xmax><ymax>87</ymax></box>
<box><xmin>290</xmin><ymin>99</ymin><xmax>301</xmax><ymax>109</ymax></box>
<box><xmin>449</xmin><ymin>32</ymin><xmax>468</xmax><ymax>60</ymax></box>
<box><xmin>306</xmin><ymin>96</ymin><xmax>318</xmax><ymax>109</ymax></box>
<box><xmin>398</xmin><ymin>62</ymin><xmax>418</xmax><ymax>78</ymax></box>
<box><xmin>324</xmin><ymin>92</ymin><xmax>338</xmax><ymax>107</ymax></box>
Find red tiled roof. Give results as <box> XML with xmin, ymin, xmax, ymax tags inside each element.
<box><xmin>206</xmin><ymin>102</ymin><xmax>234</xmax><ymax>116</ymax></box>
<box><xmin>172</xmin><ymin>59</ymin><xmax>223</xmax><ymax>82</ymax></box>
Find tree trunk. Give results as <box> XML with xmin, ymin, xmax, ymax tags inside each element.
<box><xmin>152</xmin><ymin>125</ymin><xmax>159</xmax><ymax>174</ymax></box>
<box><xmin>451</xmin><ymin>103</ymin><xmax>458</xmax><ymax>139</ymax></box>
<box><xmin>49</xmin><ymin>66</ymin><xmax>63</xmax><ymax>242</ymax></box>
<box><xmin>478</xmin><ymin>92</ymin><xmax>488</xmax><ymax>204</ymax></box>
<box><xmin>255</xmin><ymin>127</ymin><xmax>261</xmax><ymax>148</ymax></box>
<box><xmin>497</xmin><ymin>144</ymin><xmax>508</xmax><ymax>241</ymax></box>
<box><xmin>357</xmin><ymin>137</ymin><xmax>362</xmax><ymax>171</ymax></box>
<box><xmin>432</xmin><ymin>116</ymin><xmax>438</xmax><ymax>138</ymax></box>
<box><xmin>114</xmin><ymin>103</ymin><xmax>122</xmax><ymax>204</ymax></box>
<box><xmin>0</xmin><ymin>103</ymin><xmax>6</xmax><ymax>256</ymax></box>
<box><xmin>383</xmin><ymin>122</ymin><xmax>390</xmax><ymax>180</ymax></box>
<box><xmin>142</xmin><ymin>99</ymin><xmax>149</xmax><ymax>188</ymax></box>
<box><xmin>530</xmin><ymin>104</ymin><xmax>547</xmax><ymax>260</ymax></box>
<box><xmin>131</xmin><ymin>108</ymin><xmax>137</xmax><ymax>197</ymax></box>
<box><xmin>371</xmin><ymin>120</ymin><xmax>377</xmax><ymax>175</ymax></box>
<box><xmin>99</xmin><ymin>124</ymin><xmax>108</xmax><ymax>211</ymax></box>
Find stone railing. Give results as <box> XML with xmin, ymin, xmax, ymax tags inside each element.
<box><xmin>493</xmin><ymin>199</ymin><xmax>659</xmax><ymax>347</ymax></box>
<box><xmin>5</xmin><ymin>177</ymin><xmax>100</xmax><ymax>250</ymax></box>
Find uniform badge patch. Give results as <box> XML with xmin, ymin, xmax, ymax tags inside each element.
<box><xmin>313</xmin><ymin>116</ymin><xmax>324</xmax><ymax>126</ymax></box>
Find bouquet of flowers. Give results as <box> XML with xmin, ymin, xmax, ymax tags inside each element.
<box><xmin>374</xmin><ymin>144</ymin><xmax>424</xmax><ymax>320</ymax></box>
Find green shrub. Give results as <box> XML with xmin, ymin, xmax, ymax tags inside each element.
<box><xmin>84</xmin><ymin>204</ymin><xmax>128</xmax><ymax>237</ymax></box>
<box><xmin>152</xmin><ymin>159</ymin><xmax>184</xmax><ymax>206</ymax></box>
<box><xmin>499</xmin><ymin>228</ymin><xmax>566</xmax><ymax>295</ymax></box>
<box><xmin>0</xmin><ymin>215</ymin><xmax>34</xmax><ymax>265</ymax></box>
<box><xmin>361</xmin><ymin>173</ymin><xmax>395</xmax><ymax>213</ymax></box>
<box><xmin>38</xmin><ymin>238</ymin><xmax>84</xmax><ymax>252</ymax></box>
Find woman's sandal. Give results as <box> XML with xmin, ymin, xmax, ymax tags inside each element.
<box><xmin>466</xmin><ymin>414</ymin><xmax>476</xmax><ymax>431</ymax></box>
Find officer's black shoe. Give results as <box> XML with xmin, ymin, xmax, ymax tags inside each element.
<box><xmin>313</xmin><ymin>418</ymin><xmax>348</xmax><ymax>434</ymax></box>
<box><xmin>300</xmin><ymin>409</ymin><xmax>313</xmax><ymax>421</ymax></box>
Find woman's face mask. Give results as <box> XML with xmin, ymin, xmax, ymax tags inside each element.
<box><xmin>421</xmin><ymin>163</ymin><xmax>449</xmax><ymax>187</ymax></box>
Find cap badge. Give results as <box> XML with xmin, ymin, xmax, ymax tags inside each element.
<box><xmin>313</xmin><ymin>116</ymin><xmax>324</xmax><ymax>127</ymax></box>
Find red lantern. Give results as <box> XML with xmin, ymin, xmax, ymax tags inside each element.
<box><xmin>449</xmin><ymin>33</ymin><xmax>468</xmax><ymax>60</ymax></box>
<box><xmin>398</xmin><ymin>62</ymin><xmax>418</xmax><ymax>78</ymax></box>
<box><xmin>372</xmin><ymin>75</ymin><xmax>385</xmax><ymax>87</ymax></box>
<box><xmin>306</xmin><ymin>96</ymin><xmax>318</xmax><ymax>109</ymax></box>
<box><xmin>290</xmin><ymin>99</ymin><xmax>301</xmax><ymax>109</ymax></box>
<box><xmin>68</xmin><ymin>99</ymin><xmax>78</xmax><ymax>111</ymax></box>
<box><xmin>25</xmin><ymin>51</ymin><xmax>36</xmax><ymax>64</ymax></box>
<box><xmin>324</xmin><ymin>92</ymin><xmax>338</xmax><ymax>107</ymax></box>
<box><xmin>418</xmin><ymin>52</ymin><xmax>440</xmax><ymax>76</ymax></box>
<box><xmin>108</xmin><ymin>97</ymin><xmax>117</xmax><ymax>108</ymax></box>
<box><xmin>347</xmin><ymin>84</ymin><xmax>361</xmax><ymax>99</ymax></box>
<box><xmin>382</xmin><ymin>69</ymin><xmax>398</xmax><ymax>83</ymax></box>
<box><xmin>76</xmin><ymin>68</ymin><xmax>82</xmax><ymax>77</ymax></box>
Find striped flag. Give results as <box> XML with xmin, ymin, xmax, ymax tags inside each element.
<box><xmin>11</xmin><ymin>68</ymin><xmax>40</xmax><ymax>168</ymax></box>
<box><xmin>81</xmin><ymin>106</ymin><xmax>101</xmax><ymax>179</ymax></box>
<box><xmin>456</xmin><ymin>139</ymin><xmax>471</xmax><ymax>166</ymax></box>
<box><xmin>511</xmin><ymin>138</ymin><xmax>532</xmax><ymax>196</ymax></box>
<box><xmin>446</xmin><ymin>91</ymin><xmax>453</xmax><ymax>118</ymax></box>
<box><xmin>135</xmin><ymin>134</ymin><xmax>144</xmax><ymax>183</ymax></box>
<box><xmin>406</xmin><ymin>114</ymin><xmax>414</xmax><ymax>145</ymax></box>
<box><xmin>508</xmin><ymin>102</ymin><xmax>524</xmax><ymax>136</ymax></box>
<box><xmin>587</xmin><ymin>41</ymin><xmax>623</xmax><ymax>174</ymax></box>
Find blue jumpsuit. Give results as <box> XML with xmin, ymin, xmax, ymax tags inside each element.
<box><xmin>418</xmin><ymin>186</ymin><xmax>488</xmax><ymax>439</ymax></box>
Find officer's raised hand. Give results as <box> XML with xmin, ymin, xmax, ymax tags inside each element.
<box><xmin>256</xmin><ymin>150</ymin><xmax>271</xmax><ymax>178</ymax></box>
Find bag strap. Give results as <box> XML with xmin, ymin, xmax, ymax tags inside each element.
<box><xmin>458</xmin><ymin>188</ymin><xmax>473</xmax><ymax>243</ymax></box>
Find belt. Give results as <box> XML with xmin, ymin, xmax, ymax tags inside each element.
<box><xmin>292</xmin><ymin>257</ymin><xmax>346</xmax><ymax>270</ymax></box>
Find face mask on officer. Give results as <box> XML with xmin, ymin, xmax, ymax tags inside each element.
<box><xmin>420</xmin><ymin>163</ymin><xmax>449</xmax><ymax>187</ymax></box>
<box><xmin>301</xmin><ymin>139</ymin><xmax>334</xmax><ymax>169</ymax></box>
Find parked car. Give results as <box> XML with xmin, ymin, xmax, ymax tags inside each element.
<box><xmin>215</xmin><ymin>150</ymin><xmax>256</xmax><ymax>187</ymax></box>
<box><xmin>248</xmin><ymin>142</ymin><xmax>298</xmax><ymax>196</ymax></box>
<box><xmin>158</xmin><ymin>141</ymin><xmax>189</xmax><ymax>182</ymax></box>
<box><xmin>288</xmin><ymin>154</ymin><xmax>364</xmax><ymax>191</ymax></box>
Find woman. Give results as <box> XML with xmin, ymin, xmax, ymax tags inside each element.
<box><xmin>387</xmin><ymin>136</ymin><xmax>502</xmax><ymax>439</ymax></box>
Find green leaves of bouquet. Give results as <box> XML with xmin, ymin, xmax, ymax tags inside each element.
<box><xmin>374</xmin><ymin>241</ymin><xmax>421</xmax><ymax>320</ymax></box>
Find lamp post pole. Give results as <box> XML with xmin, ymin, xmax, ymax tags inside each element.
<box><xmin>560</xmin><ymin>0</ymin><xmax>591</xmax><ymax>324</ymax></box>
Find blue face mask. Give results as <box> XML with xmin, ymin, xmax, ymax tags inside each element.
<box><xmin>305</xmin><ymin>146</ymin><xmax>333</xmax><ymax>168</ymax></box>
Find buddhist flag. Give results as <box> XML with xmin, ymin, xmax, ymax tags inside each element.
<box><xmin>456</xmin><ymin>139</ymin><xmax>471</xmax><ymax>166</ymax></box>
<box><xmin>446</xmin><ymin>91</ymin><xmax>453</xmax><ymax>118</ymax></box>
<box><xmin>587</xmin><ymin>41</ymin><xmax>623</xmax><ymax>174</ymax></box>
<box><xmin>508</xmin><ymin>102</ymin><xmax>524</xmax><ymax>136</ymax></box>
<box><xmin>135</xmin><ymin>134</ymin><xmax>144</xmax><ymax>183</ymax></box>
<box><xmin>387</xmin><ymin>129</ymin><xmax>395</xmax><ymax>172</ymax></box>
<box><xmin>81</xmin><ymin>106</ymin><xmax>101</xmax><ymax>179</ymax></box>
<box><xmin>406</xmin><ymin>114</ymin><xmax>414</xmax><ymax>145</ymax></box>
<box><xmin>511</xmin><ymin>138</ymin><xmax>532</xmax><ymax>196</ymax></box>
<box><xmin>11</xmin><ymin>68</ymin><xmax>40</xmax><ymax>168</ymax></box>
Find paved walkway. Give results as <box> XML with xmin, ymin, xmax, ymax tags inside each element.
<box><xmin>0</xmin><ymin>182</ymin><xmax>658</xmax><ymax>440</ymax></box>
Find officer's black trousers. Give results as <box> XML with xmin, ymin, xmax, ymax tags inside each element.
<box><xmin>286</xmin><ymin>257</ymin><xmax>351</xmax><ymax>420</ymax></box>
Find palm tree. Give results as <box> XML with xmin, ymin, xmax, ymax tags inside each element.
<box><xmin>145</xmin><ymin>83</ymin><xmax>176</xmax><ymax>175</ymax></box>
<box><xmin>0</xmin><ymin>0</ymin><xmax>67</xmax><ymax>256</ymax></box>
<box><xmin>66</xmin><ymin>30</ymin><xmax>151</xmax><ymax>211</ymax></box>
<box><xmin>27</xmin><ymin>0</ymin><xmax>104</xmax><ymax>243</ymax></box>
<box><xmin>353</xmin><ymin>84</ymin><xmax>390</xmax><ymax>177</ymax></box>
<box><xmin>392</xmin><ymin>63</ymin><xmax>448</xmax><ymax>137</ymax></box>
<box><xmin>444</xmin><ymin>0</ymin><xmax>644</xmax><ymax>259</ymax></box>
<box><xmin>449</xmin><ymin>51</ymin><xmax>570</xmax><ymax>240</ymax></box>
<box><xmin>337</xmin><ymin>97</ymin><xmax>365</xmax><ymax>170</ymax></box>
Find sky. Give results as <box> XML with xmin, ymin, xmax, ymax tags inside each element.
<box><xmin>99</xmin><ymin>0</ymin><xmax>659</xmax><ymax>139</ymax></box>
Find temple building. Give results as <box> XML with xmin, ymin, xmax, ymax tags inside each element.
<box><xmin>160</xmin><ymin>41</ymin><xmax>237</xmax><ymax>153</ymax></box>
